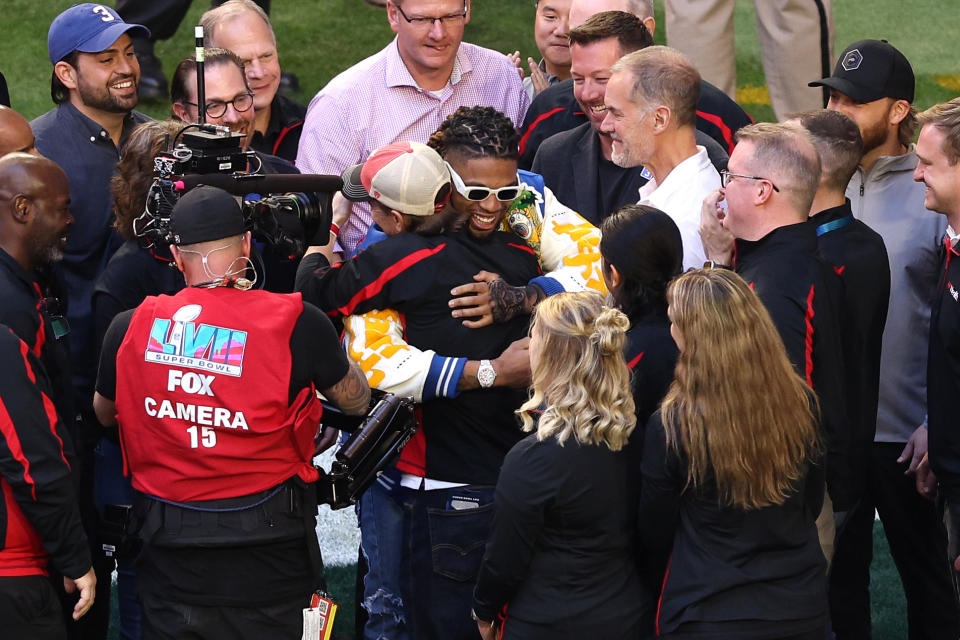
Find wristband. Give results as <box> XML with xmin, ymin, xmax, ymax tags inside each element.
<box><xmin>330</xmin><ymin>222</ymin><xmax>340</xmax><ymax>237</ymax></box>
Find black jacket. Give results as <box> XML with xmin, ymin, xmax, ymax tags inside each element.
<box><xmin>0</xmin><ymin>327</ymin><xmax>90</xmax><ymax>579</ymax></box>
<box><xmin>518</xmin><ymin>77</ymin><xmax>753</xmax><ymax>171</ymax></box>
<box><xmin>625</xmin><ymin>315</ymin><xmax>677</xmax><ymax>431</ymax></box>
<box><xmin>297</xmin><ymin>230</ymin><xmax>540</xmax><ymax>484</ymax></box>
<box><xmin>250</xmin><ymin>93</ymin><xmax>307</xmax><ymax>163</ymax></box>
<box><xmin>735</xmin><ymin>222</ymin><xmax>853</xmax><ymax>510</ymax></box>
<box><xmin>640</xmin><ymin>411</ymin><xmax>827</xmax><ymax>636</ymax></box>
<box><xmin>474</xmin><ymin>432</ymin><xmax>650</xmax><ymax>634</ymax></box>
<box><xmin>0</xmin><ymin>249</ymin><xmax>73</xmax><ymax>423</ymax></box>
<box><xmin>810</xmin><ymin>201</ymin><xmax>890</xmax><ymax>498</ymax></box>
<box><xmin>928</xmin><ymin>236</ymin><xmax>960</xmax><ymax>502</ymax></box>
<box><xmin>531</xmin><ymin>122</ymin><xmax>728</xmax><ymax>225</ymax></box>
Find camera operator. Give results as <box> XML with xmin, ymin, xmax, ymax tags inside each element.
<box><xmin>171</xmin><ymin>48</ymin><xmax>303</xmax><ymax>291</ymax></box>
<box><xmin>92</xmin><ymin>185</ymin><xmax>369</xmax><ymax>640</ymax></box>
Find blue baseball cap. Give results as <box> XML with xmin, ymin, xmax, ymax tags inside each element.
<box><xmin>47</xmin><ymin>4</ymin><xmax>150</xmax><ymax>64</ymax></box>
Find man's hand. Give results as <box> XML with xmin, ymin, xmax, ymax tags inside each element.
<box><xmin>699</xmin><ymin>189</ymin><xmax>735</xmax><ymax>265</ymax></box>
<box><xmin>64</xmin><ymin>567</ymin><xmax>96</xmax><ymax>621</ymax></box>
<box><xmin>314</xmin><ymin>426</ymin><xmax>339</xmax><ymax>456</ymax></box>
<box><xmin>899</xmin><ymin>424</ymin><xmax>929</xmax><ymax>475</ymax></box>
<box><xmin>477</xmin><ymin>619</ymin><xmax>497</xmax><ymax>640</ymax></box>
<box><xmin>526</xmin><ymin>57</ymin><xmax>550</xmax><ymax>95</ymax></box>
<box><xmin>915</xmin><ymin>452</ymin><xmax>937</xmax><ymax>501</ymax></box>
<box><xmin>331</xmin><ymin>191</ymin><xmax>352</xmax><ymax>231</ymax></box>
<box><xmin>492</xmin><ymin>337</ymin><xmax>532</xmax><ymax>388</ymax></box>
<box><xmin>506</xmin><ymin>51</ymin><xmax>525</xmax><ymax>80</ymax></box>
<box><xmin>450</xmin><ymin>272</ymin><xmax>541</xmax><ymax>328</ymax></box>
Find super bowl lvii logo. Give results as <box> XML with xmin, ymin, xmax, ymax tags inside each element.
<box><xmin>145</xmin><ymin>305</ymin><xmax>247</xmax><ymax>376</ymax></box>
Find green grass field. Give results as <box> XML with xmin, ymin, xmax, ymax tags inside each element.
<box><xmin>5</xmin><ymin>1</ymin><xmax>956</xmax><ymax>638</ymax></box>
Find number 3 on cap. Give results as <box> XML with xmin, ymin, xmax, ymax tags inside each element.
<box><xmin>92</xmin><ymin>5</ymin><xmax>115</xmax><ymax>21</ymax></box>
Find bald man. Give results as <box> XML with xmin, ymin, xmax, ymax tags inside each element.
<box><xmin>518</xmin><ymin>0</ymin><xmax>752</xmax><ymax>170</ymax></box>
<box><xmin>0</xmin><ymin>154</ymin><xmax>74</xmax><ymax>421</ymax></box>
<box><xmin>0</xmin><ymin>106</ymin><xmax>38</xmax><ymax>156</ymax></box>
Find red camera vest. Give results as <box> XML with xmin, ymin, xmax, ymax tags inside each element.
<box><xmin>115</xmin><ymin>287</ymin><xmax>323</xmax><ymax>502</ymax></box>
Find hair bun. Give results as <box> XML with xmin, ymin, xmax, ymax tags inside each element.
<box><xmin>590</xmin><ymin>306</ymin><xmax>629</xmax><ymax>355</ymax></box>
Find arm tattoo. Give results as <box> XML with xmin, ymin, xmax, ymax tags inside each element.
<box><xmin>325</xmin><ymin>363</ymin><xmax>371</xmax><ymax>416</ymax></box>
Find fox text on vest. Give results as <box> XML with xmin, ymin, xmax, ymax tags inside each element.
<box><xmin>168</xmin><ymin>370</ymin><xmax>215</xmax><ymax>396</ymax></box>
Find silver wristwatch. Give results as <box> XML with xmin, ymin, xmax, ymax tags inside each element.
<box><xmin>477</xmin><ymin>359</ymin><xmax>497</xmax><ymax>388</ymax></box>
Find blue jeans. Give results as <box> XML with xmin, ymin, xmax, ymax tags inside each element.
<box><xmin>358</xmin><ymin>468</ymin><xmax>408</xmax><ymax>640</ymax></box>
<box><xmin>94</xmin><ymin>438</ymin><xmax>142</xmax><ymax>640</ymax></box>
<box><xmin>401</xmin><ymin>484</ymin><xmax>495</xmax><ymax>640</ymax></box>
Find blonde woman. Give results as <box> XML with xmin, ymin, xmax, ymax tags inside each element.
<box><xmin>472</xmin><ymin>291</ymin><xmax>651</xmax><ymax>640</ymax></box>
<box><xmin>641</xmin><ymin>269</ymin><xmax>827</xmax><ymax>639</ymax></box>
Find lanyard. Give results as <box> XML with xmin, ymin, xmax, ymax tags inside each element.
<box><xmin>815</xmin><ymin>214</ymin><xmax>853</xmax><ymax>237</ymax></box>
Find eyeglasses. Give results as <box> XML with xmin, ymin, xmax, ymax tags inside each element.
<box><xmin>445</xmin><ymin>162</ymin><xmax>520</xmax><ymax>202</ymax></box>
<box><xmin>185</xmin><ymin>92</ymin><xmax>254</xmax><ymax>118</ymax></box>
<box><xmin>720</xmin><ymin>170</ymin><xmax>780</xmax><ymax>192</ymax></box>
<box><xmin>394</xmin><ymin>2</ymin><xmax>467</xmax><ymax>28</ymax></box>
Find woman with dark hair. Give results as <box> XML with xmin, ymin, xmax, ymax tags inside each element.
<box><xmin>600</xmin><ymin>204</ymin><xmax>683</xmax><ymax>426</ymax></box>
<box><xmin>472</xmin><ymin>291</ymin><xmax>649</xmax><ymax>640</ymax></box>
<box><xmin>93</xmin><ymin>118</ymin><xmax>187</xmax><ymax>347</ymax></box>
<box><xmin>642</xmin><ymin>268</ymin><xmax>827</xmax><ymax>639</ymax></box>
<box><xmin>90</xmin><ymin>119</ymin><xmax>186</xmax><ymax>639</ymax></box>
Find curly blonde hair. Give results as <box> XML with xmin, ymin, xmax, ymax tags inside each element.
<box><xmin>518</xmin><ymin>291</ymin><xmax>636</xmax><ymax>450</ymax></box>
<box><xmin>662</xmin><ymin>269</ymin><xmax>821</xmax><ymax>509</ymax></box>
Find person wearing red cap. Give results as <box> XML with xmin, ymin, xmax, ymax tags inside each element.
<box><xmin>94</xmin><ymin>185</ymin><xmax>370</xmax><ymax>640</ymax></box>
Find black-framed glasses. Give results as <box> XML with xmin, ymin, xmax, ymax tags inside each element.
<box><xmin>445</xmin><ymin>162</ymin><xmax>520</xmax><ymax>202</ymax></box>
<box><xmin>720</xmin><ymin>170</ymin><xmax>780</xmax><ymax>192</ymax></box>
<box><xmin>185</xmin><ymin>92</ymin><xmax>254</xmax><ymax>118</ymax></box>
<box><xmin>394</xmin><ymin>2</ymin><xmax>467</xmax><ymax>27</ymax></box>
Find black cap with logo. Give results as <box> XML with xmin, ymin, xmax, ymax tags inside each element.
<box><xmin>809</xmin><ymin>39</ymin><xmax>914</xmax><ymax>104</ymax></box>
<box><xmin>170</xmin><ymin>185</ymin><xmax>246</xmax><ymax>245</ymax></box>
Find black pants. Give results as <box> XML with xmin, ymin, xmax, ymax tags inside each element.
<box><xmin>829</xmin><ymin>442</ymin><xmax>959</xmax><ymax>639</ymax></box>
<box><xmin>141</xmin><ymin>594</ymin><xmax>308</xmax><ymax>640</ymax></box>
<box><xmin>0</xmin><ymin>575</ymin><xmax>67</xmax><ymax>640</ymax></box>
<box><xmin>115</xmin><ymin>0</ymin><xmax>271</xmax><ymax>42</ymax></box>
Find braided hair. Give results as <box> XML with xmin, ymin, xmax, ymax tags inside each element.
<box><xmin>427</xmin><ymin>106</ymin><xmax>520</xmax><ymax>161</ymax></box>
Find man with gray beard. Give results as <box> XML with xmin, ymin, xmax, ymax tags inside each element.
<box><xmin>0</xmin><ymin>153</ymin><xmax>74</xmax><ymax>422</ymax></box>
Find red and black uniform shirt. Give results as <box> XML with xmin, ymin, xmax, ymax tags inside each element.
<box><xmin>299</xmin><ymin>228</ymin><xmax>541</xmax><ymax>485</ymax></box>
<box><xmin>0</xmin><ymin>326</ymin><xmax>89</xmax><ymax>578</ymax></box>
<box><xmin>734</xmin><ymin>221</ymin><xmax>853</xmax><ymax>510</ymax></box>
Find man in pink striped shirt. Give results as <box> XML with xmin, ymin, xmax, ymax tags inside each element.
<box><xmin>296</xmin><ymin>0</ymin><xmax>529</xmax><ymax>255</ymax></box>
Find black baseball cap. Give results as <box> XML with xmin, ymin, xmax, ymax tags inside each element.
<box><xmin>809</xmin><ymin>39</ymin><xmax>914</xmax><ymax>104</ymax></box>
<box><xmin>170</xmin><ymin>186</ymin><xmax>246</xmax><ymax>245</ymax></box>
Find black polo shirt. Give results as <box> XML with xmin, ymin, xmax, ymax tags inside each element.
<box><xmin>31</xmin><ymin>102</ymin><xmax>151</xmax><ymax>406</ymax></box>
<box><xmin>250</xmin><ymin>93</ymin><xmax>306</xmax><ymax>163</ymax></box>
<box><xmin>0</xmin><ymin>248</ymin><xmax>73</xmax><ymax>423</ymax></box>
